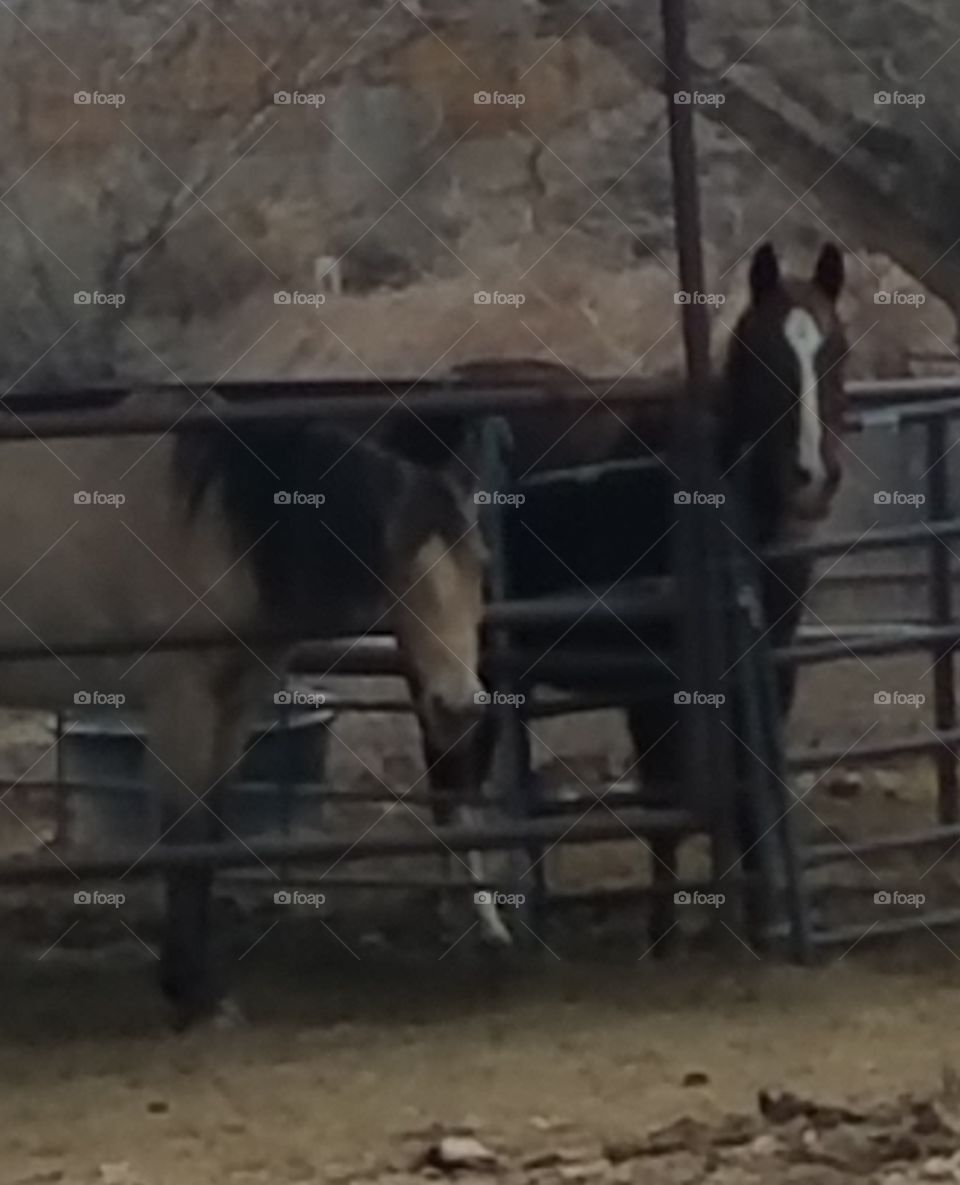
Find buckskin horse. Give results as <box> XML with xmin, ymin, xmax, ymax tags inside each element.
<box><xmin>0</xmin><ymin>390</ymin><xmax>493</xmax><ymax>1023</ymax></box>
<box><xmin>419</xmin><ymin>240</ymin><xmax>849</xmax><ymax>944</ymax></box>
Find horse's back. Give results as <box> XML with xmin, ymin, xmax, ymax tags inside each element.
<box><xmin>0</xmin><ymin>417</ymin><xmax>260</xmax><ymax>709</ymax></box>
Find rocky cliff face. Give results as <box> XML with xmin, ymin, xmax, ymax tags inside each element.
<box><xmin>2</xmin><ymin>0</ymin><xmax>958</xmax><ymax>390</ymax></box>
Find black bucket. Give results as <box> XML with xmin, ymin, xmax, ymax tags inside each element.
<box><xmin>58</xmin><ymin>684</ymin><xmax>334</xmax><ymax>850</ymax></box>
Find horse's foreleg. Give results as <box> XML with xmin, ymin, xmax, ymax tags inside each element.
<box><xmin>418</xmin><ymin>707</ymin><xmax>510</xmax><ymax>946</ymax></box>
<box><xmin>145</xmin><ymin>668</ymin><xmax>249</xmax><ymax>1026</ymax></box>
<box><xmin>628</xmin><ymin>707</ymin><xmax>682</xmax><ymax>954</ymax></box>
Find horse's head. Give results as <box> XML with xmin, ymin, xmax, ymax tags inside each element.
<box><xmin>386</xmin><ymin>445</ymin><xmax>489</xmax><ymax>752</ymax></box>
<box><xmin>722</xmin><ymin>242</ymin><xmax>847</xmax><ymax>532</ymax></box>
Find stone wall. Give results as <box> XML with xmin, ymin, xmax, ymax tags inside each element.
<box><xmin>1</xmin><ymin>0</ymin><xmax>958</xmax><ymax>391</ymax></box>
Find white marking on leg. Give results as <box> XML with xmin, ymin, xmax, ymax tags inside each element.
<box><xmin>783</xmin><ymin>308</ymin><xmax>826</xmax><ymax>492</ymax></box>
<box><xmin>459</xmin><ymin>805</ymin><xmax>512</xmax><ymax>946</ymax></box>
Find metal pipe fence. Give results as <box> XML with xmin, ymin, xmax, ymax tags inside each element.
<box><xmin>1</xmin><ymin>0</ymin><xmax>958</xmax><ymax>964</ymax></box>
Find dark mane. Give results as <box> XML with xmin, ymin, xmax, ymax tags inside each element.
<box><xmin>174</xmin><ymin>421</ymin><xmax>471</xmax><ymax>628</ymax></box>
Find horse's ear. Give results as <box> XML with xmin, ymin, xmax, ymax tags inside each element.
<box><xmin>814</xmin><ymin>243</ymin><xmax>844</xmax><ymax>301</ymax></box>
<box><xmin>749</xmin><ymin>243</ymin><xmax>780</xmax><ymax>302</ymax></box>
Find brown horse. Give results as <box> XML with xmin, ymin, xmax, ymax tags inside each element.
<box><xmin>411</xmin><ymin>241</ymin><xmax>849</xmax><ymax>944</ymax></box>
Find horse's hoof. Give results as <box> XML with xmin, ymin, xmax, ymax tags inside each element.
<box><xmin>211</xmin><ymin>997</ymin><xmax>247</xmax><ymax>1030</ymax></box>
<box><xmin>478</xmin><ymin>915</ymin><xmax>514</xmax><ymax>947</ymax></box>
<box><xmin>166</xmin><ymin>994</ymin><xmax>244</xmax><ymax>1032</ymax></box>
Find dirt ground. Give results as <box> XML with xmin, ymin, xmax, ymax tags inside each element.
<box><xmin>0</xmin><ymin>651</ymin><xmax>958</xmax><ymax>1184</ymax></box>
<box><xmin>3</xmin><ymin>950</ymin><xmax>960</xmax><ymax>1185</ymax></box>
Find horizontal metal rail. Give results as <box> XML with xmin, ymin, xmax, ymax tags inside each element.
<box><xmin>2</xmin><ymin>372</ymin><xmax>960</xmax><ymax>444</ymax></box>
<box><xmin>776</xmin><ymin>621</ymin><xmax>960</xmax><ymax>669</ymax></box>
<box><xmin>0</xmin><ymin>807</ymin><xmax>695</xmax><ymax>885</ymax></box>
<box><xmin>769</xmin><ymin>518</ymin><xmax>960</xmax><ymax>563</ymax></box>
<box><xmin>521</xmin><ymin>454</ymin><xmax>664</xmax><ymax>486</ymax></box>
<box><xmin>0</xmin><ymin>513</ymin><xmax>950</xmax><ymax>664</ymax></box>
<box><xmin>0</xmin><ymin>380</ymin><xmax>672</xmax><ymax>441</ymax></box>
<box><xmin>218</xmin><ymin>871</ymin><xmax>744</xmax><ymax>900</ymax></box>
<box><xmin>805</xmin><ymin>909</ymin><xmax>960</xmax><ymax>947</ymax></box>
<box><xmin>804</xmin><ymin>822</ymin><xmax>960</xmax><ymax>868</ymax></box>
<box><xmin>788</xmin><ymin>727</ymin><xmax>960</xmax><ymax>772</ymax></box>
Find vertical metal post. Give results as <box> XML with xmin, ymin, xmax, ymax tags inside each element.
<box><xmin>660</xmin><ymin>0</ymin><xmax>740</xmax><ymax>896</ymax></box>
<box><xmin>925</xmin><ymin>415</ymin><xmax>958</xmax><ymax>823</ymax></box>
<box><xmin>478</xmin><ymin>418</ymin><xmax>544</xmax><ymax>923</ymax></box>
<box><xmin>53</xmin><ymin>711</ymin><xmax>68</xmax><ymax>847</ymax></box>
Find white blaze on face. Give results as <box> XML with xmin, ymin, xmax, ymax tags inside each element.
<box><xmin>783</xmin><ymin>307</ymin><xmax>827</xmax><ymax>493</ymax></box>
